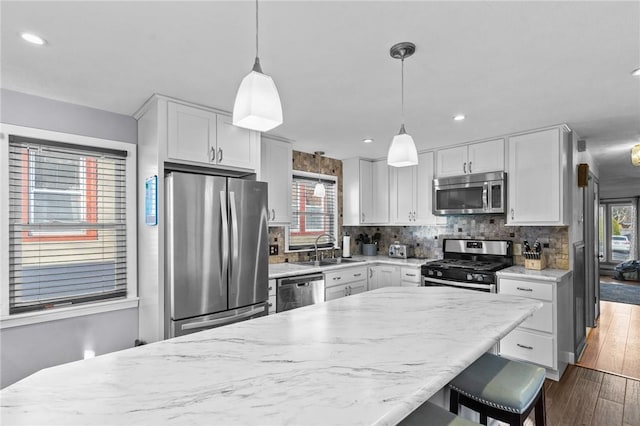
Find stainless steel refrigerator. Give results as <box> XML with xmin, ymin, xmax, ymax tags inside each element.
<box><xmin>165</xmin><ymin>171</ymin><xmax>269</xmax><ymax>338</ymax></box>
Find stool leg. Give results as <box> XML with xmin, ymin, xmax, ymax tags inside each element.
<box><xmin>449</xmin><ymin>389</ymin><xmax>460</xmax><ymax>415</ymax></box>
<box><xmin>479</xmin><ymin>410</ymin><xmax>488</xmax><ymax>425</ymax></box>
<box><xmin>534</xmin><ymin>386</ymin><xmax>546</xmax><ymax>426</ymax></box>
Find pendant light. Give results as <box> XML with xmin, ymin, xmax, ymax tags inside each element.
<box><xmin>313</xmin><ymin>151</ymin><xmax>326</xmax><ymax>198</ymax></box>
<box><xmin>387</xmin><ymin>42</ymin><xmax>418</xmax><ymax>167</ymax></box>
<box><xmin>233</xmin><ymin>0</ymin><xmax>283</xmax><ymax>132</ymax></box>
<box><xmin>632</xmin><ymin>144</ymin><xmax>640</xmax><ymax>166</ymax></box>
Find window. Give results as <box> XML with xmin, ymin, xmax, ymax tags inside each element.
<box><xmin>287</xmin><ymin>172</ymin><xmax>338</xmax><ymax>251</ymax></box>
<box><xmin>600</xmin><ymin>199</ymin><xmax>637</xmax><ymax>264</ymax></box>
<box><xmin>8</xmin><ymin>135</ymin><xmax>129</xmax><ymax>314</ymax></box>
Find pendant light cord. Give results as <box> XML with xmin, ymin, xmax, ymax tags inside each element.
<box><xmin>401</xmin><ymin>56</ymin><xmax>405</xmax><ymax>126</ymax></box>
<box><xmin>255</xmin><ymin>0</ymin><xmax>259</xmax><ymax>58</ymax></box>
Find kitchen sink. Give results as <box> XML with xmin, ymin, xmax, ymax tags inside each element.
<box><xmin>294</xmin><ymin>258</ymin><xmax>365</xmax><ymax>267</ymax></box>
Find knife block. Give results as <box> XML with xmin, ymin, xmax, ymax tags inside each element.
<box><xmin>524</xmin><ymin>255</ymin><xmax>546</xmax><ymax>270</ymax></box>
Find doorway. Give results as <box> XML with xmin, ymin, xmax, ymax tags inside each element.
<box><xmin>599</xmin><ymin>198</ymin><xmax>639</xmax><ymax>305</ymax></box>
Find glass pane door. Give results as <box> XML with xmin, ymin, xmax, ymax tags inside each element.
<box><xmin>602</xmin><ymin>201</ymin><xmax>637</xmax><ymax>264</ymax></box>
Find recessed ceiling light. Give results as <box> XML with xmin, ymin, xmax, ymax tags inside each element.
<box><xmin>20</xmin><ymin>32</ymin><xmax>46</xmax><ymax>46</ymax></box>
<box><xmin>632</xmin><ymin>67</ymin><xmax>640</xmax><ymax>77</ymax></box>
<box><xmin>363</xmin><ymin>138</ymin><xmax>374</xmax><ymax>143</ymax></box>
<box><xmin>453</xmin><ymin>114</ymin><xmax>466</xmax><ymax>121</ymax></box>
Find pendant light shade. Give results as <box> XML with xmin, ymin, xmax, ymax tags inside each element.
<box><xmin>313</xmin><ymin>151</ymin><xmax>326</xmax><ymax>197</ymax></box>
<box><xmin>233</xmin><ymin>59</ymin><xmax>283</xmax><ymax>132</ymax></box>
<box><xmin>313</xmin><ymin>182</ymin><xmax>326</xmax><ymax>197</ymax></box>
<box><xmin>387</xmin><ymin>42</ymin><xmax>418</xmax><ymax>168</ymax></box>
<box><xmin>232</xmin><ymin>0</ymin><xmax>283</xmax><ymax>132</ymax></box>
<box><xmin>388</xmin><ymin>125</ymin><xmax>419</xmax><ymax>167</ymax></box>
<box><xmin>632</xmin><ymin>143</ymin><xmax>640</xmax><ymax>166</ymax></box>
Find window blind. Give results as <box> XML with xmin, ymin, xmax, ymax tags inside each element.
<box><xmin>289</xmin><ymin>174</ymin><xmax>337</xmax><ymax>250</ymax></box>
<box><xmin>8</xmin><ymin>136</ymin><xmax>128</xmax><ymax>314</ymax></box>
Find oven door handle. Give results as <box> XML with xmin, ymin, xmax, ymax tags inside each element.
<box><xmin>483</xmin><ymin>182</ymin><xmax>489</xmax><ymax>211</ymax></box>
<box><xmin>422</xmin><ymin>276</ymin><xmax>495</xmax><ymax>292</ymax></box>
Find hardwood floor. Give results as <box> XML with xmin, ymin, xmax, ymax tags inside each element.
<box><xmin>543</xmin><ymin>365</ymin><xmax>640</xmax><ymax>426</ymax></box>
<box><xmin>578</xmin><ymin>300</ymin><xmax>640</xmax><ymax>380</ymax></box>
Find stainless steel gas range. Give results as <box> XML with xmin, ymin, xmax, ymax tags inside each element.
<box><xmin>420</xmin><ymin>239</ymin><xmax>513</xmax><ymax>293</ymax></box>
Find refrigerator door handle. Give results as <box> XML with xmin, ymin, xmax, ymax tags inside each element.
<box><xmin>229</xmin><ymin>191</ymin><xmax>240</xmax><ymax>267</ymax></box>
<box><xmin>181</xmin><ymin>305</ymin><xmax>266</xmax><ymax>331</ymax></box>
<box><xmin>220</xmin><ymin>190</ymin><xmax>229</xmax><ymax>281</ymax></box>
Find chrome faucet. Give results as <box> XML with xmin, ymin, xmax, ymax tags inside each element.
<box><xmin>314</xmin><ymin>233</ymin><xmax>335</xmax><ymax>266</ymax></box>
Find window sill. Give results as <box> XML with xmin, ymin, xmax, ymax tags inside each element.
<box><xmin>0</xmin><ymin>298</ymin><xmax>139</xmax><ymax>330</ymax></box>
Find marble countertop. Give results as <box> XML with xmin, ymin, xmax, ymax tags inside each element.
<box><xmin>1</xmin><ymin>288</ymin><xmax>541</xmax><ymax>426</ymax></box>
<box><xmin>269</xmin><ymin>255</ymin><xmax>434</xmax><ymax>279</ymax></box>
<box><xmin>497</xmin><ymin>265</ymin><xmax>572</xmax><ymax>282</ymax></box>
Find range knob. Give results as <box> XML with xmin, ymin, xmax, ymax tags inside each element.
<box><xmin>436</xmin><ymin>271</ymin><xmax>443</xmax><ymax>277</ymax></box>
<box><xmin>466</xmin><ymin>273</ymin><xmax>473</xmax><ymax>281</ymax></box>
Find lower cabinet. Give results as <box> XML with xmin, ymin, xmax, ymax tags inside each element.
<box><xmin>325</xmin><ymin>266</ymin><xmax>368</xmax><ymax>301</ymax></box>
<box><xmin>497</xmin><ymin>273</ymin><xmax>571</xmax><ymax>381</ymax></box>
<box><xmin>368</xmin><ymin>265</ymin><xmax>400</xmax><ymax>290</ymax></box>
<box><xmin>400</xmin><ymin>266</ymin><xmax>421</xmax><ymax>287</ymax></box>
<box><xmin>267</xmin><ymin>279</ymin><xmax>276</xmax><ymax>315</ymax></box>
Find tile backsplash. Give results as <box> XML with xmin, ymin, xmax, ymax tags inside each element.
<box><xmin>268</xmin><ymin>151</ymin><xmax>568</xmax><ymax>270</ymax></box>
<box><xmin>343</xmin><ymin>215</ymin><xmax>569</xmax><ymax>269</ymax></box>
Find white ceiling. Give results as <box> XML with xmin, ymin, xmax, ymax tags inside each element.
<box><xmin>2</xmin><ymin>1</ymin><xmax>639</xmax><ymax>190</ymax></box>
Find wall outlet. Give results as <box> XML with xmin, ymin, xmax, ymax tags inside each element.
<box><xmin>269</xmin><ymin>245</ymin><xmax>278</xmax><ymax>256</ymax></box>
<box><xmin>513</xmin><ymin>243</ymin><xmax>522</xmax><ymax>256</ymax></box>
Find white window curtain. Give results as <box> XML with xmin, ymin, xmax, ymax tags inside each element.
<box><xmin>8</xmin><ymin>135</ymin><xmax>128</xmax><ymax>314</ymax></box>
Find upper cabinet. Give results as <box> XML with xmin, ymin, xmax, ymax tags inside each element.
<box><xmin>343</xmin><ymin>158</ymin><xmax>389</xmax><ymax>225</ymax></box>
<box><xmin>436</xmin><ymin>139</ymin><xmax>504</xmax><ymax>178</ymax></box>
<box><xmin>167</xmin><ymin>101</ymin><xmax>258</xmax><ymax>171</ymax></box>
<box><xmin>260</xmin><ymin>135</ymin><xmax>292</xmax><ymax>226</ymax></box>
<box><xmin>390</xmin><ymin>151</ymin><xmax>445</xmax><ymax>226</ymax></box>
<box><xmin>506</xmin><ymin>126</ymin><xmax>569</xmax><ymax>226</ymax></box>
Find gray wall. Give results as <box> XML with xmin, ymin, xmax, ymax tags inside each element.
<box><xmin>1</xmin><ymin>89</ymin><xmax>137</xmax><ymax>144</ymax></box>
<box><xmin>1</xmin><ymin>89</ymin><xmax>139</xmax><ymax>388</ymax></box>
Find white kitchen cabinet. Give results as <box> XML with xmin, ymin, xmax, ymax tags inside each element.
<box><xmin>506</xmin><ymin>127</ymin><xmax>569</xmax><ymax>226</ymax></box>
<box><xmin>167</xmin><ymin>101</ymin><xmax>258</xmax><ymax>171</ymax></box>
<box><xmin>343</xmin><ymin>158</ymin><xmax>389</xmax><ymax>225</ymax></box>
<box><xmin>216</xmin><ymin>114</ymin><xmax>258</xmax><ymax>170</ymax></box>
<box><xmin>325</xmin><ymin>266</ymin><xmax>368</xmax><ymax>301</ymax></box>
<box><xmin>325</xmin><ymin>280</ymin><xmax>367</xmax><ymax>301</ymax></box>
<box><xmin>436</xmin><ymin>139</ymin><xmax>504</xmax><ymax>177</ymax></box>
<box><xmin>267</xmin><ymin>279</ymin><xmax>277</xmax><ymax>315</ymax></box>
<box><xmin>400</xmin><ymin>266</ymin><xmax>421</xmax><ymax>287</ymax></box>
<box><xmin>390</xmin><ymin>151</ymin><xmax>445</xmax><ymax>225</ymax></box>
<box><xmin>498</xmin><ymin>272</ymin><xmax>571</xmax><ymax>381</ymax></box>
<box><xmin>368</xmin><ymin>265</ymin><xmax>400</xmax><ymax>290</ymax></box>
<box><xmin>260</xmin><ymin>135</ymin><xmax>292</xmax><ymax>225</ymax></box>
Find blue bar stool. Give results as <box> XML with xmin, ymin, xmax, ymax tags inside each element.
<box><xmin>448</xmin><ymin>353</ymin><xmax>546</xmax><ymax>426</ymax></box>
<box><xmin>400</xmin><ymin>401</ymin><xmax>478</xmax><ymax>425</ymax></box>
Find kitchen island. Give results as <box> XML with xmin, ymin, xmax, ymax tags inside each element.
<box><xmin>1</xmin><ymin>287</ymin><xmax>541</xmax><ymax>426</ymax></box>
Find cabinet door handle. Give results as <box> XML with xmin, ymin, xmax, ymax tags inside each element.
<box><xmin>361</xmin><ymin>212</ymin><xmax>365</xmax><ymax>222</ymax></box>
<box><xmin>469</xmin><ymin>161</ymin><xmax>472</xmax><ymax>173</ymax></box>
<box><xmin>510</xmin><ymin>208</ymin><xmax>515</xmax><ymax>220</ymax></box>
<box><xmin>369</xmin><ymin>269</ymin><xmax>373</xmax><ymax>278</ymax></box>
<box><xmin>347</xmin><ymin>285</ymin><xmax>352</xmax><ymax>296</ymax></box>
<box><xmin>210</xmin><ymin>146</ymin><xmax>216</xmax><ymax>162</ymax></box>
<box><xmin>354</xmin><ymin>273</ymin><xmax>362</xmax><ymax>277</ymax></box>
<box><xmin>268</xmin><ymin>286</ymin><xmax>273</xmax><ymax>291</ymax></box>
<box><xmin>271</xmin><ymin>209</ymin><xmax>276</xmax><ymax>221</ymax></box>
<box><xmin>218</xmin><ymin>147</ymin><xmax>223</xmax><ymax>163</ymax></box>
<box><xmin>406</xmin><ymin>273</ymin><xmax>416</xmax><ymax>277</ymax></box>
<box><xmin>334</xmin><ymin>277</ymin><xmax>341</xmax><ymax>281</ymax></box>
<box><xmin>463</xmin><ymin>162</ymin><xmax>467</xmax><ymax>174</ymax></box>
<box><xmin>516</xmin><ymin>343</ymin><xmax>534</xmax><ymax>350</ymax></box>
<box><xmin>516</xmin><ymin>287</ymin><xmax>533</xmax><ymax>292</ymax></box>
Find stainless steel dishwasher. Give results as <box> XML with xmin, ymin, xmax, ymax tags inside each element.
<box><xmin>276</xmin><ymin>273</ymin><xmax>325</xmax><ymax>313</ymax></box>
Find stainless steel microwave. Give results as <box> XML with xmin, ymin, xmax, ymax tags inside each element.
<box><xmin>433</xmin><ymin>171</ymin><xmax>506</xmax><ymax>215</ymax></box>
